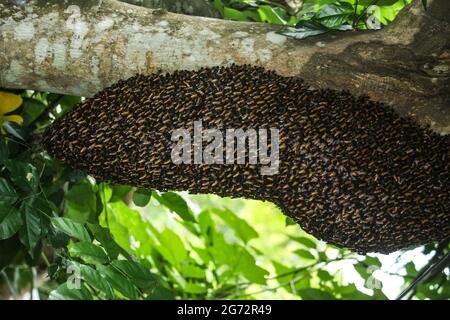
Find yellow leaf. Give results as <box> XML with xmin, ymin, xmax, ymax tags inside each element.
<box><xmin>0</xmin><ymin>91</ymin><xmax>23</xmax><ymax>115</ymax></box>
<box><xmin>3</xmin><ymin>114</ymin><xmax>24</xmax><ymax>125</ymax></box>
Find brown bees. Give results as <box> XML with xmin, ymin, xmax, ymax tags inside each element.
<box><xmin>43</xmin><ymin>64</ymin><xmax>449</xmax><ymax>254</ymax></box>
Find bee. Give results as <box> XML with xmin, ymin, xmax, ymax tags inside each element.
<box><xmin>42</xmin><ymin>63</ymin><xmax>450</xmax><ymax>255</ymax></box>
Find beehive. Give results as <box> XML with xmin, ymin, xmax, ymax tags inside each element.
<box><xmin>43</xmin><ymin>64</ymin><xmax>450</xmax><ymax>254</ymax></box>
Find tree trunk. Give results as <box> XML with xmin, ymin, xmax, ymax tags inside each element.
<box><xmin>0</xmin><ymin>0</ymin><xmax>449</xmax><ymax>133</ymax></box>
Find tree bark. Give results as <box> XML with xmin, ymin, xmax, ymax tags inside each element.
<box><xmin>0</xmin><ymin>0</ymin><xmax>449</xmax><ymax>133</ymax></box>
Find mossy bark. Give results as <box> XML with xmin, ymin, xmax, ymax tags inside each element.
<box><xmin>0</xmin><ymin>0</ymin><xmax>449</xmax><ymax>133</ymax></box>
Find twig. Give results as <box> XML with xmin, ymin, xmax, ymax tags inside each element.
<box><xmin>41</xmin><ymin>252</ymin><xmax>50</xmax><ymax>268</ymax></box>
<box><xmin>397</xmin><ymin>241</ymin><xmax>450</xmax><ymax>300</ymax></box>
<box><xmin>352</xmin><ymin>0</ymin><xmax>359</xmax><ymax>28</ymax></box>
<box><xmin>101</xmin><ymin>184</ymin><xmax>110</xmax><ymax>228</ymax></box>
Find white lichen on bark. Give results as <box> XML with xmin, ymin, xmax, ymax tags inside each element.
<box><xmin>1</xmin><ymin>0</ymin><xmax>302</xmax><ymax>96</ymax></box>
<box><xmin>0</xmin><ymin>0</ymin><xmax>449</xmax><ymax>133</ymax></box>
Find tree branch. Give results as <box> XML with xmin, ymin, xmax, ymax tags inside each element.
<box><xmin>0</xmin><ymin>0</ymin><xmax>449</xmax><ymax>133</ymax></box>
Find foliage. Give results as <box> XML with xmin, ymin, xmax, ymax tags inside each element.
<box><xmin>0</xmin><ymin>0</ymin><xmax>448</xmax><ymax>300</ymax></box>
<box><xmin>211</xmin><ymin>0</ymin><xmax>412</xmax><ymax>39</ymax></box>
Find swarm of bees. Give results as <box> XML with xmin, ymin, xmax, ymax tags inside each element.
<box><xmin>43</xmin><ymin>64</ymin><xmax>450</xmax><ymax>254</ymax></box>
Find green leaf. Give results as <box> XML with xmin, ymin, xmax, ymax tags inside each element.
<box><xmin>358</xmin><ymin>0</ymin><xmax>400</xmax><ymax>5</ymax></box>
<box><xmin>285</xmin><ymin>216</ymin><xmax>297</xmax><ymax>226</ymax></box>
<box><xmin>235</xmin><ymin>249</ymin><xmax>269</xmax><ymax>284</ymax></box>
<box><xmin>373</xmin><ymin>288</ymin><xmax>388</xmax><ymax>300</ymax></box>
<box><xmin>291</xmin><ymin>236</ymin><xmax>317</xmax><ymax>249</ymax></box>
<box><xmin>365</xmin><ymin>255</ymin><xmax>382</xmax><ymax>268</ymax></box>
<box><xmin>21</xmin><ymin>98</ymin><xmax>47</xmax><ymax>126</ymax></box>
<box><xmin>69</xmin><ymin>241</ymin><xmax>109</xmax><ymax>264</ymax></box>
<box><xmin>77</xmin><ymin>263</ymin><xmax>115</xmax><ymax>299</ymax></box>
<box><xmin>298</xmin><ymin>288</ymin><xmax>335</xmax><ymax>300</ymax></box>
<box><xmin>197</xmin><ymin>209</ymin><xmax>215</xmax><ymax>242</ymax></box>
<box><xmin>294</xmin><ymin>276</ymin><xmax>312</xmax><ymax>291</ymax></box>
<box><xmin>0</xmin><ymin>177</ymin><xmax>18</xmax><ymax>205</ymax></box>
<box><xmin>132</xmin><ymin>189</ymin><xmax>151</xmax><ymax>207</ymax></box>
<box><xmin>101</xmin><ymin>202</ymin><xmax>153</xmax><ymax>258</ymax></box>
<box><xmin>0</xmin><ymin>139</ymin><xmax>9</xmax><ymax>164</ymax></box>
<box><xmin>223</xmin><ymin>7</ymin><xmax>260</xmax><ymax>22</ymax></box>
<box><xmin>109</xmin><ymin>185</ymin><xmax>132</xmax><ymax>202</ymax></box>
<box><xmin>49</xmin><ymin>283</ymin><xmax>93</xmax><ymax>300</ymax></box>
<box><xmin>19</xmin><ymin>201</ymin><xmax>42</xmax><ymax>258</ymax></box>
<box><xmin>96</xmin><ymin>265</ymin><xmax>140</xmax><ymax>299</ymax></box>
<box><xmin>180</xmin><ymin>264</ymin><xmax>206</xmax><ymax>279</ymax></box>
<box><xmin>211</xmin><ymin>0</ymin><xmax>224</xmax><ymax>16</ymax></box>
<box><xmin>111</xmin><ymin>260</ymin><xmax>156</xmax><ymax>289</ymax></box>
<box><xmin>405</xmin><ymin>261</ymin><xmax>417</xmax><ymax>275</ymax></box>
<box><xmin>66</xmin><ymin>181</ymin><xmax>96</xmax><ymax>210</ymax></box>
<box><xmin>209</xmin><ymin>231</ymin><xmax>268</xmax><ymax>284</ymax></box>
<box><xmin>2</xmin><ymin>121</ymin><xmax>27</xmax><ymax>141</ymax></box>
<box><xmin>65</xmin><ymin>202</ymin><xmax>91</xmax><ymax>225</ymax></box>
<box><xmin>338</xmin><ymin>284</ymin><xmax>373</xmax><ymax>300</ymax></box>
<box><xmin>87</xmin><ymin>223</ymin><xmax>131</xmax><ymax>260</ymax></box>
<box><xmin>354</xmin><ymin>263</ymin><xmax>370</xmax><ymax>279</ymax></box>
<box><xmin>272</xmin><ymin>260</ymin><xmax>298</xmax><ymax>287</ymax></box>
<box><xmin>51</xmin><ymin>217</ymin><xmax>91</xmax><ymax>242</ymax></box>
<box><xmin>147</xmin><ymin>226</ymin><xmax>188</xmax><ymax>266</ymax></box>
<box><xmin>0</xmin><ymin>204</ymin><xmax>23</xmax><ymax>240</ymax></box>
<box><xmin>145</xmin><ymin>284</ymin><xmax>175</xmax><ymax>300</ymax></box>
<box><xmin>228</xmin><ymin>1</ymin><xmax>258</xmax><ymax>11</ymax></box>
<box><xmin>5</xmin><ymin>160</ymin><xmax>38</xmax><ymax>192</ymax></box>
<box><xmin>211</xmin><ymin>208</ymin><xmax>258</xmax><ymax>243</ymax></box>
<box><xmin>278</xmin><ymin>23</ymin><xmax>328</xmax><ymax>40</ymax></box>
<box><xmin>317</xmin><ymin>269</ymin><xmax>333</xmax><ymax>282</ymax></box>
<box><xmin>314</xmin><ymin>2</ymin><xmax>354</xmax><ymax>29</ymax></box>
<box><xmin>318</xmin><ymin>251</ymin><xmax>328</xmax><ymax>261</ymax></box>
<box><xmin>192</xmin><ymin>246</ymin><xmax>212</xmax><ymax>265</ymax></box>
<box><xmin>295</xmin><ymin>249</ymin><xmax>316</xmax><ymax>260</ymax></box>
<box><xmin>258</xmin><ymin>5</ymin><xmax>286</xmax><ymax>24</ymax></box>
<box><xmin>184</xmin><ymin>282</ymin><xmax>208</xmax><ymax>294</ymax></box>
<box><xmin>153</xmin><ymin>192</ymin><xmax>195</xmax><ymax>222</ymax></box>
<box><xmin>65</xmin><ymin>181</ymin><xmax>96</xmax><ymax>223</ymax></box>
<box><xmin>422</xmin><ymin>0</ymin><xmax>427</xmax><ymax>10</ymax></box>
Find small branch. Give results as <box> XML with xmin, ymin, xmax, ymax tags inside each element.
<box><xmin>213</xmin><ymin>256</ymin><xmax>355</xmax><ymax>298</ymax></box>
<box><xmin>397</xmin><ymin>240</ymin><xmax>449</xmax><ymax>300</ymax></box>
<box><xmin>40</xmin><ymin>252</ymin><xmax>50</xmax><ymax>268</ymax></box>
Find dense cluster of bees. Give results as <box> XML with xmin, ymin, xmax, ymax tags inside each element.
<box><xmin>43</xmin><ymin>64</ymin><xmax>449</xmax><ymax>254</ymax></box>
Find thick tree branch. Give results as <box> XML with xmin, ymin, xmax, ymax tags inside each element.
<box><xmin>0</xmin><ymin>0</ymin><xmax>449</xmax><ymax>133</ymax></box>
